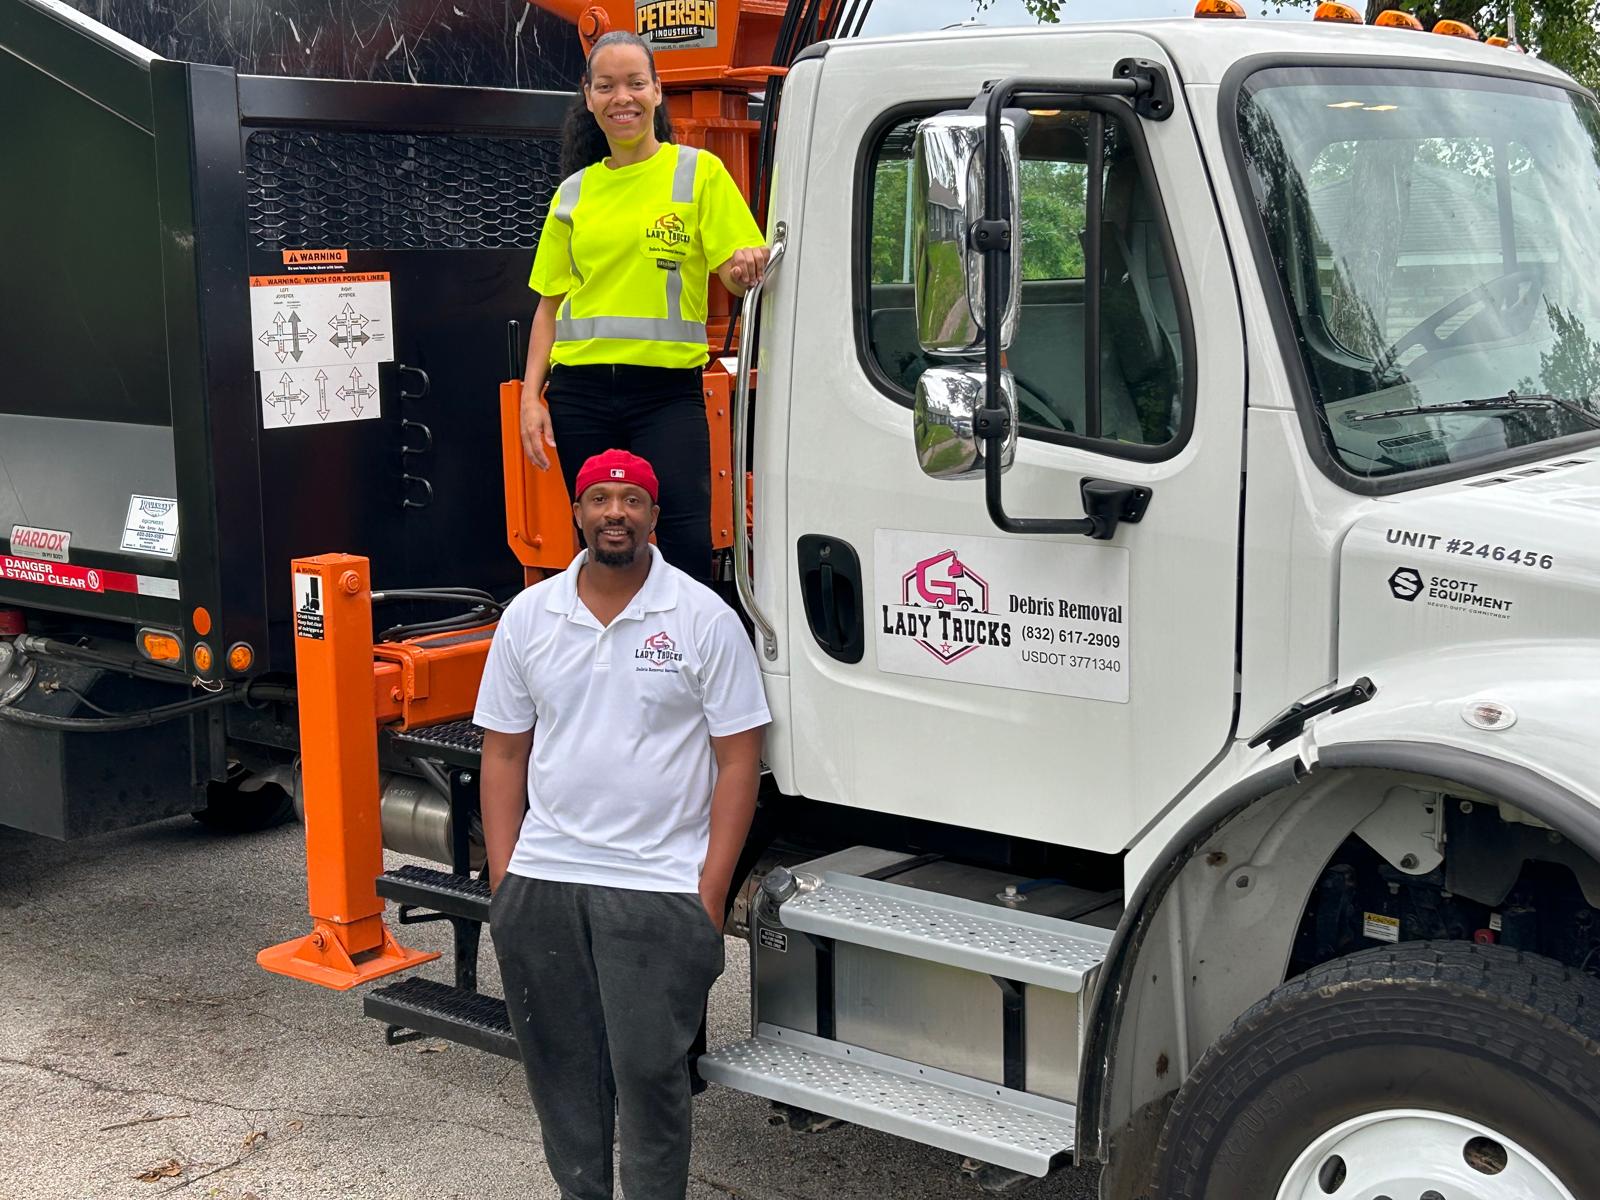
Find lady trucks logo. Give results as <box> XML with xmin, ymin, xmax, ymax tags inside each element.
<box><xmin>875</xmin><ymin>529</ymin><xmax>1131</xmax><ymax>703</ymax></box>
<box><xmin>636</xmin><ymin>630</ymin><xmax>685</xmax><ymax>673</ymax></box>
<box><xmin>881</xmin><ymin>549</ymin><xmax>1008</xmax><ymax>665</ymax></box>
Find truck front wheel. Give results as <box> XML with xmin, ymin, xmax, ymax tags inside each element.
<box><xmin>1152</xmin><ymin>942</ymin><xmax>1598</xmax><ymax>1200</ymax></box>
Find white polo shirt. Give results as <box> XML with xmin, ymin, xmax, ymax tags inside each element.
<box><xmin>473</xmin><ymin>547</ymin><xmax>771</xmax><ymax>893</ymax></box>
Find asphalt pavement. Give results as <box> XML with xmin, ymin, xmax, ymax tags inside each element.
<box><xmin>0</xmin><ymin>816</ymin><xmax>1101</xmax><ymax>1200</ymax></box>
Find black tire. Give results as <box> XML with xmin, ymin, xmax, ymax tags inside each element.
<box><xmin>1153</xmin><ymin>941</ymin><xmax>1600</xmax><ymax>1198</ymax></box>
<box><xmin>192</xmin><ymin>774</ymin><xmax>296</xmax><ymax>834</ymax></box>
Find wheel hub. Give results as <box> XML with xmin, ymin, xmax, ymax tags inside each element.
<box><xmin>1276</xmin><ymin>1108</ymin><xmax>1575</xmax><ymax>1200</ymax></box>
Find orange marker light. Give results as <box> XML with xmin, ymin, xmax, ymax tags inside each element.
<box><xmin>1486</xmin><ymin>36</ymin><xmax>1522</xmax><ymax>51</ymax></box>
<box><xmin>1374</xmin><ymin>9</ymin><xmax>1424</xmax><ymax>28</ymax></box>
<box><xmin>1194</xmin><ymin>0</ymin><xmax>1246</xmax><ymax>16</ymax></box>
<box><xmin>192</xmin><ymin>606</ymin><xmax>213</xmax><ymax>636</ymax></box>
<box><xmin>1314</xmin><ymin>2</ymin><xmax>1363</xmax><ymax>22</ymax></box>
<box><xmin>228</xmin><ymin>642</ymin><xmax>255</xmax><ymax>673</ymax></box>
<box><xmin>193</xmin><ymin>642</ymin><xmax>214</xmax><ymax>673</ymax></box>
<box><xmin>1434</xmin><ymin>18</ymin><xmax>1479</xmax><ymax>39</ymax></box>
<box><xmin>137</xmin><ymin>629</ymin><xmax>182</xmax><ymax>664</ymax></box>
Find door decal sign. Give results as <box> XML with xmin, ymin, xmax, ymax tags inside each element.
<box><xmin>874</xmin><ymin>529</ymin><xmax>1130</xmax><ymax>703</ymax></box>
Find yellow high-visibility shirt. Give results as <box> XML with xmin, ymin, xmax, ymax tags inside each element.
<box><xmin>529</xmin><ymin>144</ymin><xmax>764</xmax><ymax>369</ymax></box>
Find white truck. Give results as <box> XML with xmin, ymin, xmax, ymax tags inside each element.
<box><xmin>9</xmin><ymin>1</ymin><xmax>1600</xmax><ymax>1195</ymax></box>
<box><xmin>699</xmin><ymin>16</ymin><xmax>1600</xmax><ymax>1199</ymax></box>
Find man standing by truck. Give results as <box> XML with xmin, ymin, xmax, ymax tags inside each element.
<box><xmin>475</xmin><ymin>448</ymin><xmax>769</xmax><ymax>1200</ymax></box>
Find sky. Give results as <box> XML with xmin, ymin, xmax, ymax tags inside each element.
<box><xmin>860</xmin><ymin>0</ymin><xmax>1313</xmax><ymax>36</ymax></box>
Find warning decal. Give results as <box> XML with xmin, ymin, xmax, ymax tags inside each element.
<box><xmin>121</xmin><ymin>496</ymin><xmax>179</xmax><ymax>558</ymax></box>
<box><xmin>1363</xmin><ymin>912</ymin><xmax>1400</xmax><ymax>944</ymax></box>
<box><xmin>4</xmin><ymin>556</ymin><xmax>123</xmax><ymax>594</ymax></box>
<box><xmin>0</xmin><ymin>555</ymin><xmax>176</xmax><ymax>600</ymax></box>
<box><xmin>282</xmin><ymin>249</ymin><xmax>349</xmax><ymax>267</ymax></box>
<box><xmin>260</xmin><ymin>365</ymin><xmax>381</xmax><ymax>431</ymax></box>
<box><xmin>294</xmin><ymin>572</ymin><xmax>325</xmax><ymax>641</ymax></box>
<box><xmin>249</xmin><ymin>273</ymin><xmax>393</xmax><ymax>372</ymax></box>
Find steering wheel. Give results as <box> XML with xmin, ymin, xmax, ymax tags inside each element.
<box><xmin>1377</xmin><ymin>266</ymin><xmax>1544</xmax><ymax>376</ymax></box>
<box><xmin>1010</xmin><ymin>371</ymin><xmax>1069</xmax><ymax>433</ymax></box>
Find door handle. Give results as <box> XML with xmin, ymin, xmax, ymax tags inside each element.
<box><xmin>798</xmin><ymin>535</ymin><xmax>864</xmax><ymax>664</ymax></box>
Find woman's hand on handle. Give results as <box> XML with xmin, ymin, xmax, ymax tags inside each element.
<box><xmin>719</xmin><ymin>245</ymin><xmax>770</xmax><ymax>296</ymax></box>
<box><xmin>520</xmin><ymin>393</ymin><xmax>556</xmax><ymax>470</ymax></box>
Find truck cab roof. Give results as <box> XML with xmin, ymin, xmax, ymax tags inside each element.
<box><xmin>838</xmin><ymin>17</ymin><xmax>1577</xmax><ymax>89</ymax></box>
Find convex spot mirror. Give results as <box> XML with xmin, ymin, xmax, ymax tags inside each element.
<box><xmin>914</xmin><ymin>367</ymin><xmax>1018</xmax><ymax>480</ymax></box>
<box><xmin>911</xmin><ymin>111</ymin><xmax>1022</xmax><ymax>356</ymax></box>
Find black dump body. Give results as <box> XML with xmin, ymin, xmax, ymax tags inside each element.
<box><xmin>0</xmin><ymin>0</ymin><xmax>576</xmax><ymax>833</ymax></box>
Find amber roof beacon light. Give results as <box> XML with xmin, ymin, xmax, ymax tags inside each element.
<box><xmin>1194</xmin><ymin>0</ymin><xmax>1246</xmax><ymax>17</ymax></box>
<box><xmin>1374</xmin><ymin>9</ymin><xmax>1424</xmax><ymax>29</ymax></box>
<box><xmin>1313</xmin><ymin>2</ymin><xmax>1363</xmax><ymax>23</ymax></box>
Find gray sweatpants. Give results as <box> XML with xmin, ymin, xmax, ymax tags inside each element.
<box><xmin>491</xmin><ymin>874</ymin><xmax>726</xmax><ymax>1200</ymax></box>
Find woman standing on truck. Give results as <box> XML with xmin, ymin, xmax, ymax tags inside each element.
<box><xmin>518</xmin><ymin>31</ymin><xmax>768</xmax><ymax>584</ymax></box>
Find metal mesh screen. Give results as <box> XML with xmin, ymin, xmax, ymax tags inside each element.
<box><xmin>246</xmin><ymin>129</ymin><xmax>564</xmax><ymax>250</ymax></box>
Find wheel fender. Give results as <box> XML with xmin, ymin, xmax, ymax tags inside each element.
<box><xmin>1310</xmin><ymin>642</ymin><xmax>1600</xmax><ymax>828</ymax></box>
<box><xmin>1079</xmin><ymin>654</ymin><xmax>1600</xmax><ymax>1167</ymax></box>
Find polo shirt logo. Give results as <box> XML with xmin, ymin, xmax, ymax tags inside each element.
<box><xmin>636</xmin><ymin>630</ymin><xmax>685</xmax><ymax>668</ymax></box>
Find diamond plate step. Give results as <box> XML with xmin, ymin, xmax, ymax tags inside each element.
<box><xmin>377</xmin><ymin>864</ymin><xmax>490</xmax><ymax>923</ymax></box>
<box><xmin>779</xmin><ymin>873</ymin><xmax>1112</xmax><ymax>992</ymax></box>
<box><xmin>387</xmin><ymin>719</ymin><xmax>484</xmax><ymax>767</ymax></box>
<box><xmin>364</xmin><ymin>976</ymin><xmax>518</xmax><ymax>1059</ymax></box>
<box><xmin>699</xmin><ymin>1025</ymin><xmax>1075</xmax><ymax>1177</ymax></box>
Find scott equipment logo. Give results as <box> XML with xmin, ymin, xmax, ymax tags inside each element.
<box><xmin>880</xmin><ymin>549</ymin><xmax>1009</xmax><ymax>666</ymax></box>
<box><xmin>1388</xmin><ymin>567</ymin><xmax>1424</xmax><ymax>602</ymax></box>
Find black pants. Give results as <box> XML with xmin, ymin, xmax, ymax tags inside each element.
<box><xmin>546</xmin><ymin>364</ymin><xmax>713</xmax><ymax>584</ymax></box>
<box><xmin>492</xmin><ymin>875</ymin><xmax>726</xmax><ymax>1200</ymax></box>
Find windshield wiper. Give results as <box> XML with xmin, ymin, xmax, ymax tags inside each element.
<box><xmin>1349</xmin><ymin>393</ymin><xmax>1600</xmax><ymax>430</ymax></box>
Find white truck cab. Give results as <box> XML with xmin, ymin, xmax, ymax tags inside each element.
<box><xmin>702</xmin><ymin>19</ymin><xmax>1600</xmax><ymax>1198</ymax></box>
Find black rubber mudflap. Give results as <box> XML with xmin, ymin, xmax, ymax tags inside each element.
<box><xmin>365</xmin><ymin>976</ymin><xmax>519</xmax><ymax>1059</ymax></box>
<box><xmin>378</xmin><ymin>864</ymin><xmax>491</xmax><ymax>923</ymax></box>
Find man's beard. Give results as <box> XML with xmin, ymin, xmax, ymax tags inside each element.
<box><xmin>589</xmin><ymin>527</ymin><xmax>640</xmax><ymax>567</ymax></box>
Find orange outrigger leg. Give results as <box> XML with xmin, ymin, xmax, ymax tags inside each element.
<box><xmin>258</xmin><ymin>554</ymin><xmax>438</xmax><ymax>990</ymax></box>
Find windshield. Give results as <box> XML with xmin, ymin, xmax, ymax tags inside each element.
<box><xmin>1237</xmin><ymin>67</ymin><xmax>1600</xmax><ymax>481</ymax></box>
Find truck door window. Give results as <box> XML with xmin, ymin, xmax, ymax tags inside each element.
<box><xmin>1237</xmin><ymin>67</ymin><xmax>1600</xmax><ymax>485</ymax></box>
<box><xmin>862</xmin><ymin>109</ymin><xmax>1188</xmax><ymax>455</ymax></box>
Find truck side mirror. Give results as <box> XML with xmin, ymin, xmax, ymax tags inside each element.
<box><xmin>913</xmin><ymin>367</ymin><xmax>1017</xmax><ymax>480</ymax></box>
<box><xmin>911</xmin><ymin>112</ymin><xmax>1022</xmax><ymax>356</ymax></box>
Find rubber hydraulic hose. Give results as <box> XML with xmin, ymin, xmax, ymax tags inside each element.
<box><xmin>0</xmin><ymin>681</ymin><xmax>295</xmax><ymax>733</ymax></box>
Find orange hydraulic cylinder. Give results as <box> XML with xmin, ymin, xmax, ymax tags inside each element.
<box><xmin>258</xmin><ymin>554</ymin><xmax>437</xmax><ymax>990</ymax></box>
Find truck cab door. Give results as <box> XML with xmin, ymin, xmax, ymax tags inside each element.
<box><xmin>773</xmin><ymin>34</ymin><xmax>1244</xmax><ymax>852</ymax></box>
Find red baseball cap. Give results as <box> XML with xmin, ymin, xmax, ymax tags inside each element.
<box><xmin>574</xmin><ymin>449</ymin><xmax>659</xmax><ymax>504</ymax></box>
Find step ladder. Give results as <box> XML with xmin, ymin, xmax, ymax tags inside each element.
<box><xmin>697</xmin><ymin>864</ymin><xmax>1113</xmax><ymax>1178</ymax></box>
<box><xmin>365</xmin><ymin>863</ymin><xmax>509</xmax><ymax>1051</ymax></box>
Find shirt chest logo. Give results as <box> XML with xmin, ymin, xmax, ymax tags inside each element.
<box><xmin>636</xmin><ymin>629</ymin><xmax>685</xmax><ymax>671</ymax></box>
<box><xmin>645</xmin><ymin>211</ymin><xmax>691</xmax><ymax>259</ymax></box>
